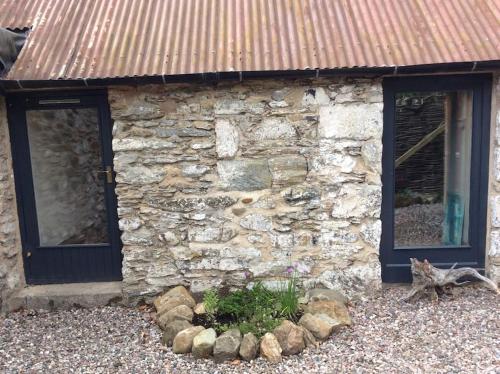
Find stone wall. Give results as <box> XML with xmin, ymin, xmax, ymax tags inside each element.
<box><xmin>0</xmin><ymin>96</ymin><xmax>24</xmax><ymax>311</ymax></box>
<box><xmin>109</xmin><ymin>78</ymin><xmax>383</xmax><ymax>300</ymax></box>
<box><xmin>488</xmin><ymin>74</ymin><xmax>500</xmax><ymax>284</ymax></box>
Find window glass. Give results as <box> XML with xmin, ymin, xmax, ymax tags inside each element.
<box><xmin>394</xmin><ymin>91</ymin><xmax>472</xmax><ymax>247</ymax></box>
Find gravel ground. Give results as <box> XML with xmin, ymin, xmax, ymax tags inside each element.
<box><xmin>395</xmin><ymin>203</ymin><xmax>444</xmax><ymax>246</ymax></box>
<box><xmin>1</xmin><ymin>286</ymin><xmax>498</xmax><ymax>374</ymax></box>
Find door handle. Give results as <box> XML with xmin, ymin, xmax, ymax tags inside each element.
<box><xmin>97</xmin><ymin>166</ymin><xmax>113</xmax><ymax>184</ymax></box>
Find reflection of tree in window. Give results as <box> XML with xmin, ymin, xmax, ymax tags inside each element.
<box><xmin>394</xmin><ymin>91</ymin><xmax>472</xmax><ymax>248</ymax></box>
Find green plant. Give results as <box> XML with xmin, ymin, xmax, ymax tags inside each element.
<box><xmin>203</xmin><ymin>288</ymin><xmax>219</xmax><ymax>323</ymax></box>
<box><xmin>277</xmin><ymin>273</ymin><xmax>299</xmax><ymax>320</ymax></box>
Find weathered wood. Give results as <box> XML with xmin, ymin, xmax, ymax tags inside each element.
<box><xmin>395</xmin><ymin>122</ymin><xmax>445</xmax><ymax>168</ymax></box>
<box><xmin>402</xmin><ymin>258</ymin><xmax>499</xmax><ymax>302</ymax></box>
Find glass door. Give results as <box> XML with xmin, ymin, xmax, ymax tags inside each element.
<box><xmin>381</xmin><ymin>75</ymin><xmax>491</xmax><ymax>282</ymax></box>
<box><xmin>8</xmin><ymin>92</ymin><xmax>122</xmax><ymax>284</ymax></box>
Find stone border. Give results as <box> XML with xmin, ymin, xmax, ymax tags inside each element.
<box><xmin>154</xmin><ymin>286</ymin><xmax>351</xmax><ymax>363</ymax></box>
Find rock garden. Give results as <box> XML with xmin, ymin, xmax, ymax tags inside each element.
<box><xmin>154</xmin><ymin>266</ymin><xmax>351</xmax><ymax>364</ymax></box>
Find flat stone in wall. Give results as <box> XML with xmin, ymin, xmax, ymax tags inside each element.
<box><xmin>109</xmin><ymin>78</ymin><xmax>383</xmax><ymax>301</ymax></box>
<box><xmin>0</xmin><ymin>97</ymin><xmax>24</xmax><ymax>311</ymax></box>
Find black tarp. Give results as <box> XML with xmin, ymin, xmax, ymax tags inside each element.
<box><xmin>0</xmin><ymin>28</ymin><xmax>27</xmax><ymax>77</ymax></box>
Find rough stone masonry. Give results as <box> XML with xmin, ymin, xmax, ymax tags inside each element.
<box><xmin>109</xmin><ymin>77</ymin><xmax>384</xmax><ymax>301</ymax></box>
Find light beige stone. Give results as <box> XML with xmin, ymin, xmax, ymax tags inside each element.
<box><xmin>259</xmin><ymin>333</ymin><xmax>282</xmax><ymax>363</ymax></box>
<box><xmin>298</xmin><ymin>313</ymin><xmax>335</xmax><ymax>341</ymax></box>
<box><xmin>273</xmin><ymin>320</ymin><xmax>305</xmax><ymax>355</ymax></box>
<box><xmin>154</xmin><ymin>286</ymin><xmax>196</xmax><ymax>316</ymax></box>
<box><xmin>192</xmin><ymin>328</ymin><xmax>217</xmax><ymax>358</ymax></box>
<box><xmin>157</xmin><ymin>304</ymin><xmax>194</xmax><ymax>330</ymax></box>
<box><xmin>172</xmin><ymin>326</ymin><xmax>205</xmax><ymax>354</ymax></box>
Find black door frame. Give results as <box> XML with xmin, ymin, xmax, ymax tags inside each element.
<box><xmin>381</xmin><ymin>74</ymin><xmax>492</xmax><ymax>283</ymax></box>
<box><xmin>7</xmin><ymin>89</ymin><xmax>122</xmax><ymax>284</ymax></box>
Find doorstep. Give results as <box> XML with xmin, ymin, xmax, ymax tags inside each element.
<box><xmin>7</xmin><ymin>281</ymin><xmax>123</xmax><ymax>312</ymax></box>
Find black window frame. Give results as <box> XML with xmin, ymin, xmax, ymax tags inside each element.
<box><xmin>381</xmin><ymin>74</ymin><xmax>492</xmax><ymax>283</ymax></box>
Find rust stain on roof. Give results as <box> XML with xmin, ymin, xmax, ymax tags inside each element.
<box><xmin>1</xmin><ymin>0</ymin><xmax>499</xmax><ymax>81</ymax></box>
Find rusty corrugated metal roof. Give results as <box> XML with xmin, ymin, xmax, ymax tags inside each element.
<box><xmin>0</xmin><ymin>0</ymin><xmax>499</xmax><ymax>81</ymax></box>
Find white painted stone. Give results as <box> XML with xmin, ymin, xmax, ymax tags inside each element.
<box><xmin>360</xmin><ymin>220</ymin><xmax>382</xmax><ymax>249</ymax></box>
<box><xmin>240</xmin><ymin>213</ymin><xmax>272</xmax><ymax>232</ymax></box>
<box><xmin>159</xmin><ymin>231</ymin><xmax>179</xmax><ymax>245</ymax></box>
<box><xmin>361</xmin><ymin>141</ymin><xmax>382</xmax><ymax>174</ymax></box>
<box><xmin>220</xmin><ymin>247</ymin><xmax>261</xmax><ymax>260</ymax></box>
<box><xmin>253</xmin><ymin>118</ymin><xmax>297</xmax><ymax>140</ymax></box>
<box><xmin>191</xmin><ymin>141</ymin><xmax>214</xmax><ymax>150</ymax></box>
<box><xmin>302</xmin><ymin>87</ymin><xmax>330</xmax><ymax>106</ymax></box>
<box><xmin>113</xmin><ymin>138</ymin><xmax>176</xmax><ymax>151</ymax></box>
<box><xmin>170</xmin><ymin>246</ymin><xmax>202</xmax><ymax>260</ymax></box>
<box><xmin>215</xmin><ymin>119</ymin><xmax>239</xmax><ymax>159</ymax></box>
<box><xmin>119</xmin><ymin>217</ymin><xmax>142</xmax><ymax>231</ymax></box>
<box><xmin>182</xmin><ymin>164</ymin><xmax>210</xmax><ymax>177</ymax></box>
<box><xmin>330</xmin><ymin>184</ymin><xmax>381</xmax><ymax>220</ymax></box>
<box><xmin>318</xmin><ymin>103</ymin><xmax>383</xmax><ymax>140</ymax></box>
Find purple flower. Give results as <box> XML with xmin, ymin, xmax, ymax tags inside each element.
<box><xmin>244</xmin><ymin>271</ymin><xmax>252</xmax><ymax>279</ymax></box>
<box><xmin>295</xmin><ymin>262</ymin><xmax>310</xmax><ymax>274</ymax></box>
<box><xmin>286</xmin><ymin>266</ymin><xmax>294</xmax><ymax>274</ymax></box>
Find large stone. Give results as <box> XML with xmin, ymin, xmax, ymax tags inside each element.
<box><xmin>239</xmin><ymin>333</ymin><xmax>258</xmax><ymax>361</ymax></box>
<box><xmin>298</xmin><ymin>313</ymin><xmax>335</xmax><ymax>341</ymax></box>
<box><xmin>215</xmin><ymin>119</ymin><xmax>239</xmax><ymax>158</ymax></box>
<box><xmin>330</xmin><ymin>184</ymin><xmax>381</xmax><ymax>220</ymax></box>
<box><xmin>172</xmin><ymin>326</ymin><xmax>205</xmax><ymax>354</ymax></box>
<box><xmin>162</xmin><ymin>320</ymin><xmax>193</xmax><ymax>346</ymax></box>
<box><xmin>299</xmin><ymin>326</ymin><xmax>319</xmax><ymax>348</ymax></box>
<box><xmin>268</xmin><ymin>155</ymin><xmax>307</xmax><ymax>186</ymax></box>
<box><xmin>213</xmin><ymin>328</ymin><xmax>242</xmax><ymax>362</ymax></box>
<box><xmin>157</xmin><ymin>304</ymin><xmax>194</xmax><ymax>330</ymax></box>
<box><xmin>192</xmin><ymin>328</ymin><xmax>217</xmax><ymax>359</ymax></box>
<box><xmin>259</xmin><ymin>333</ymin><xmax>282</xmax><ymax>363</ymax></box>
<box><xmin>253</xmin><ymin>118</ymin><xmax>297</xmax><ymax>140</ymax></box>
<box><xmin>305</xmin><ymin>288</ymin><xmax>349</xmax><ymax>306</ymax></box>
<box><xmin>318</xmin><ymin>103</ymin><xmax>383</xmax><ymax>140</ymax></box>
<box><xmin>304</xmin><ymin>300</ymin><xmax>351</xmax><ymax>326</ymax></box>
<box><xmin>218</xmin><ymin>159</ymin><xmax>272</xmax><ymax>191</ymax></box>
<box><xmin>115</xmin><ymin>165</ymin><xmax>166</xmax><ymax>185</ymax></box>
<box><xmin>272</xmin><ymin>320</ymin><xmax>305</xmax><ymax>355</ymax></box>
<box><xmin>239</xmin><ymin>213</ymin><xmax>272</xmax><ymax>232</ymax></box>
<box><xmin>154</xmin><ymin>286</ymin><xmax>196</xmax><ymax>316</ymax></box>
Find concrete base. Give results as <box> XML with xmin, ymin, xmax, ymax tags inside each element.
<box><xmin>5</xmin><ymin>282</ymin><xmax>123</xmax><ymax>312</ymax></box>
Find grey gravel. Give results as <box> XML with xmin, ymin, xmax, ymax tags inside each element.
<box><xmin>1</xmin><ymin>286</ymin><xmax>498</xmax><ymax>374</ymax></box>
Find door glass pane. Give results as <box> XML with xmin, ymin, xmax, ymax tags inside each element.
<box><xmin>26</xmin><ymin>108</ymin><xmax>109</xmax><ymax>246</ymax></box>
<box><xmin>394</xmin><ymin>91</ymin><xmax>473</xmax><ymax>247</ymax></box>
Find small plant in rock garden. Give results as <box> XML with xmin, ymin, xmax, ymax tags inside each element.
<box><xmin>202</xmin><ymin>288</ymin><xmax>219</xmax><ymax>324</ymax></box>
<box><xmin>277</xmin><ymin>262</ymin><xmax>309</xmax><ymax>320</ymax></box>
<box><xmin>199</xmin><ymin>263</ymin><xmax>308</xmax><ymax>337</ymax></box>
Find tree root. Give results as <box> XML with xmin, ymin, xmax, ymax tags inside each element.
<box><xmin>402</xmin><ymin>258</ymin><xmax>499</xmax><ymax>302</ymax></box>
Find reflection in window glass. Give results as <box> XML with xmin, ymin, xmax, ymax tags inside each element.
<box><xmin>27</xmin><ymin>108</ymin><xmax>109</xmax><ymax>246</ymax></box>
<box><xmin>394</xmin><ymin>91</ymin><xmax>472</xmax><ymax>247</ymax></box>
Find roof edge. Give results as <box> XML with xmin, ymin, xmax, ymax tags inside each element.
<box><xmin>1</xmin><ymin>61</ymin><xmax>499</xmax><ymax>90</ymax></box>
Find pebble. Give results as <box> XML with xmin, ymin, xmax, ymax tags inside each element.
<box><xmin>0</xmin><ymin>286</ymin><xmax>498</xmax><ymax>373</ymax></box>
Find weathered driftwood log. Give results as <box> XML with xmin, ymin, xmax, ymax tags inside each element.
<box><xmin>403</xmin><ymin>258</ymin><xmax>499</xmax><ymax>302</ymax></box>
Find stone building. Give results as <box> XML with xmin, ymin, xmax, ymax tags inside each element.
<box><xmin>0</xmin><ymin>0</ymin><xmax>499</xmax><ymax>311</ymax></box>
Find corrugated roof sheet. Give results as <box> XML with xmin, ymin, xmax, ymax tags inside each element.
<box><xmin>0</xmin><ymin>0</ymin><xmax>499</xmax><ymax>81</ymax></box>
